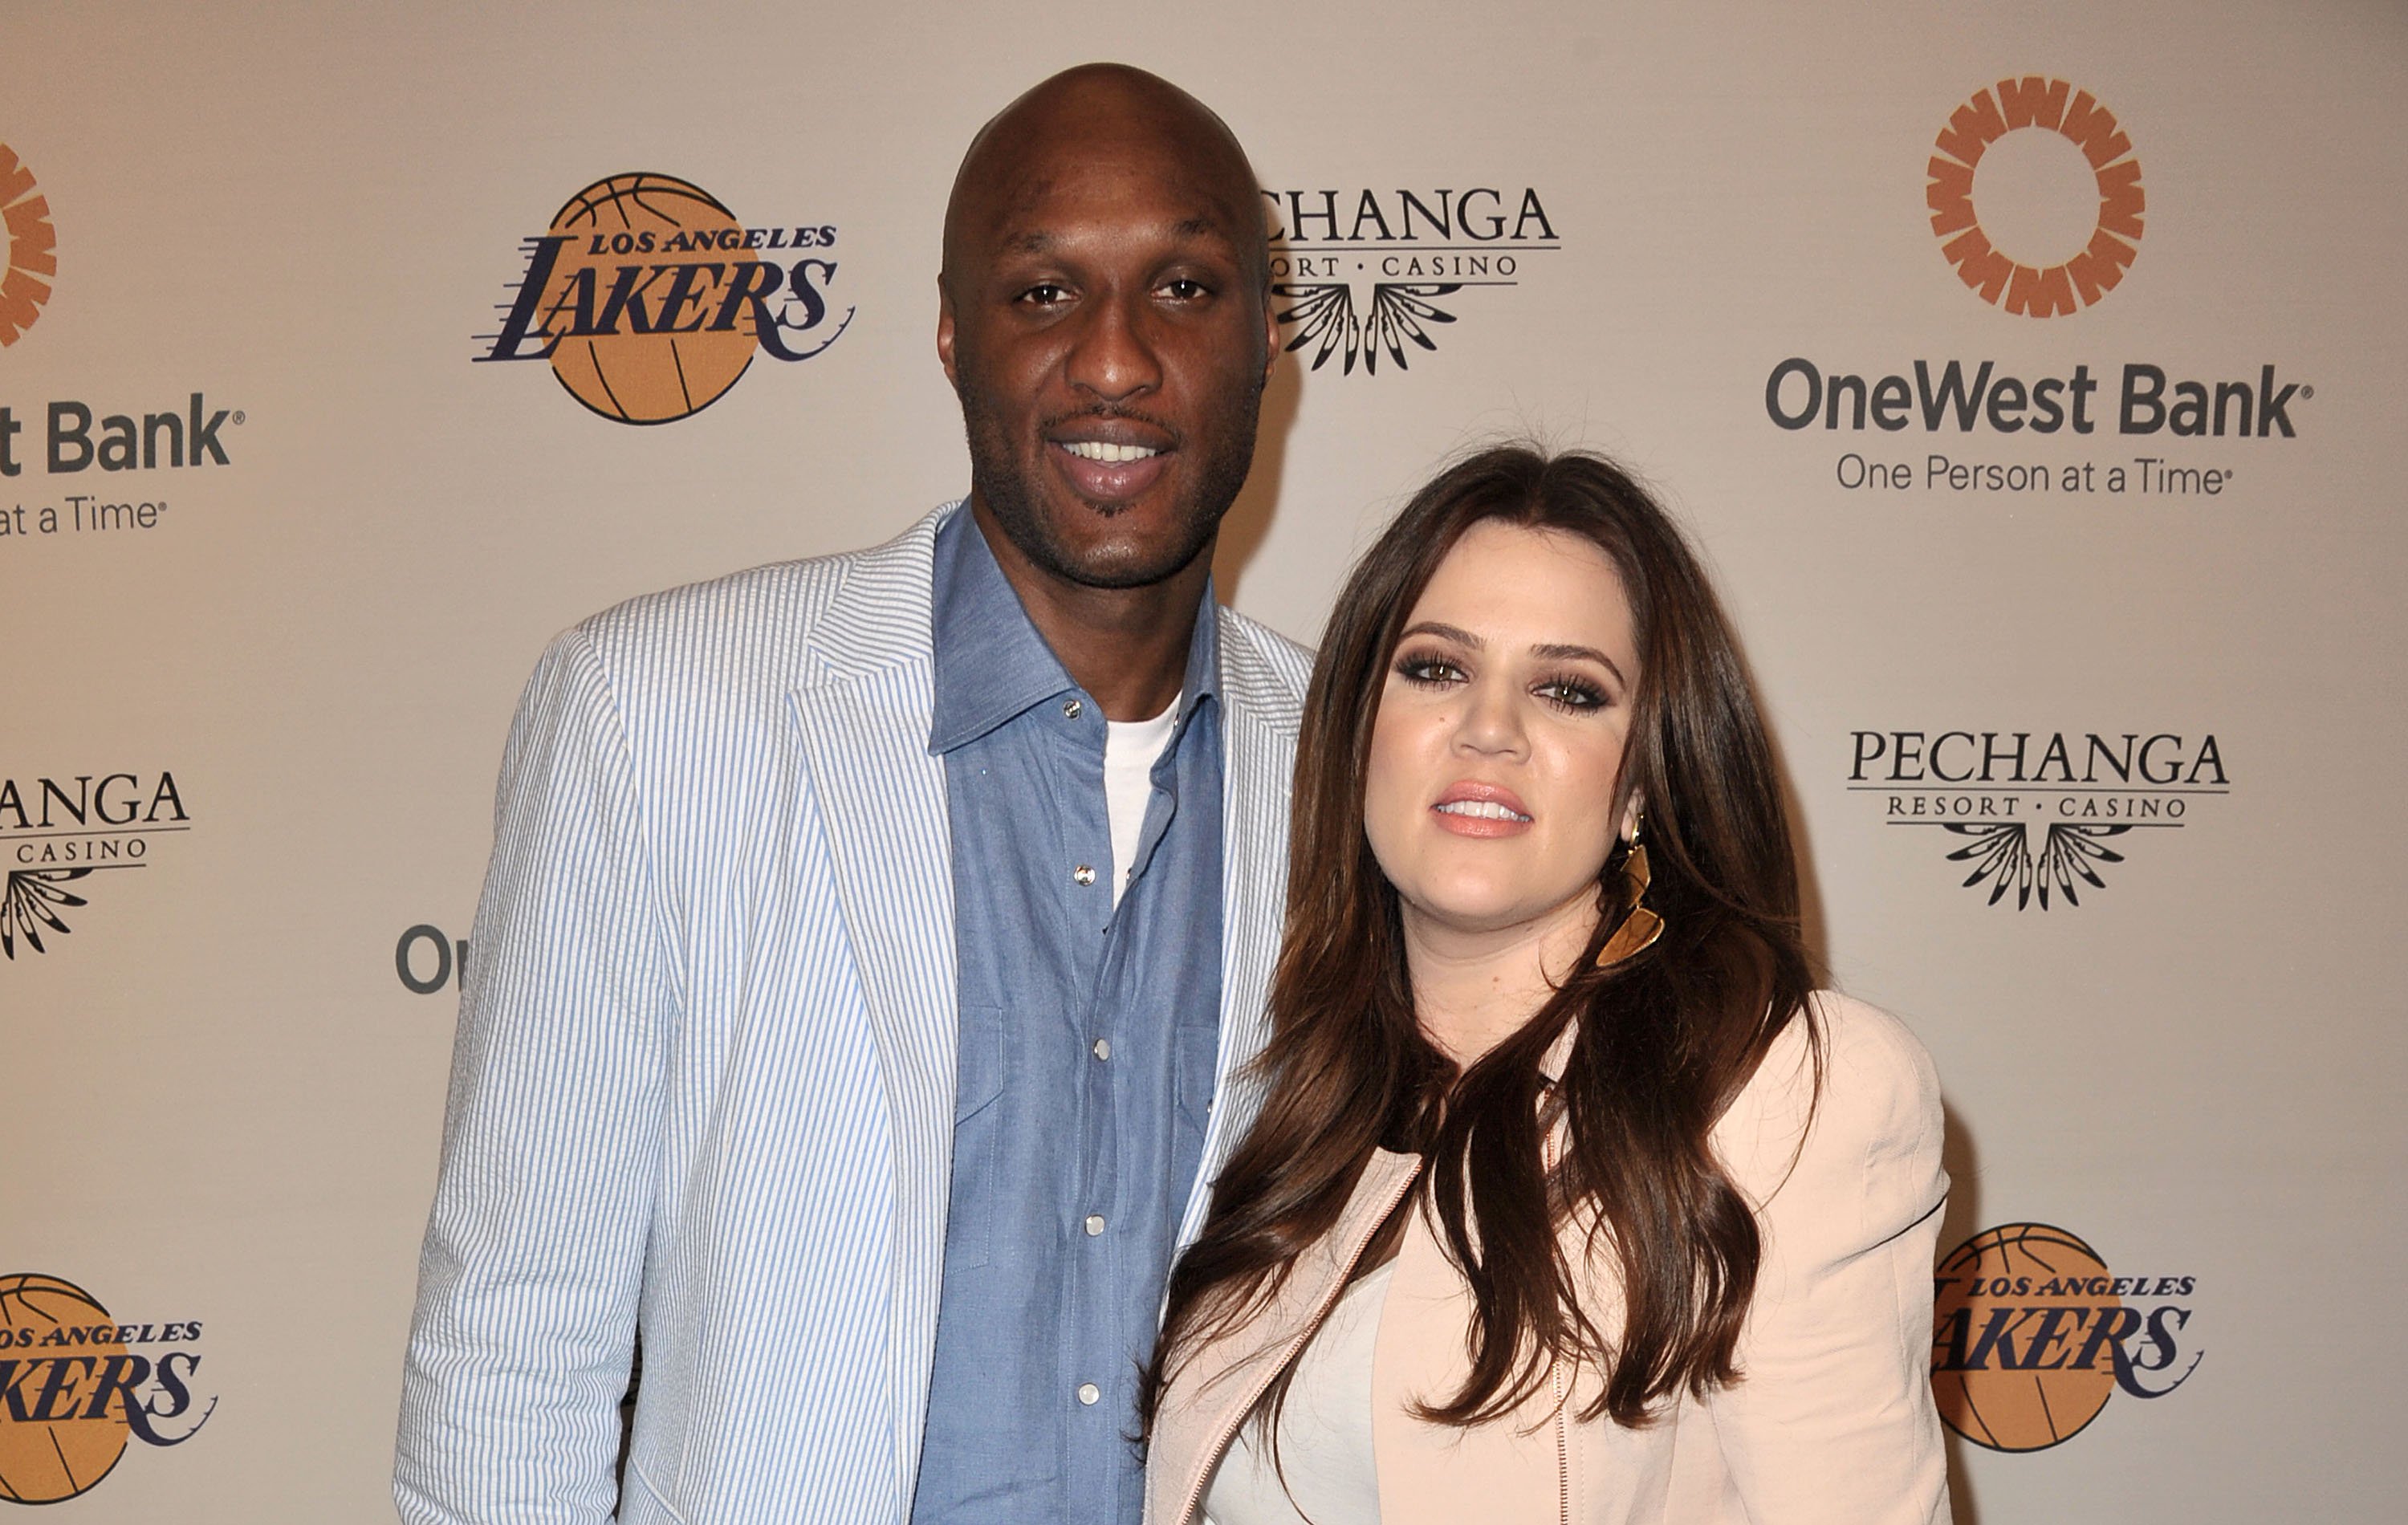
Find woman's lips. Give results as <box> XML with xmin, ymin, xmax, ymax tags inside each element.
<box><xmin>1050</xmin><ymin>439</ymin><xmax>1169</xmax><ymax>504</ymax></box>
<box><xmin>1431</xmin><ymin>780</ymin><xmax>1533</xmax><ymax>838</ymax></box>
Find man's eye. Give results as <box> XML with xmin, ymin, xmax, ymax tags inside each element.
<box><xmin>1018</xmin><ymin>283</ymin><xmax>1071</xmax><ymax>306</ymax></box>
<box><xmin>1161</xmin><ymin>278</ymin><xmax>1209</xmax><ymax>300</ymax></box>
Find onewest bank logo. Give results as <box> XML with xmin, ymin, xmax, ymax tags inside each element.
<box><xmin>477</xmin><ymin>173</ymin><xmax>854</xmax><ymax>425</ymax></box>
<box><xmin>0</xmin><ymin>144</ymin><xmax>55</xmax><ymax>348</ymax></box>
<box><xmin>1927</xmin><ymin>77</ymin><xmax>2142</xmax><ymax>317</ymax></box>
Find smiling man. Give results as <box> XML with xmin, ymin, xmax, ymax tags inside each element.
<box><xmin>395</xmin><ymin>65</ymin><xmax>1307</xmax><ymax>1525</ymax></box>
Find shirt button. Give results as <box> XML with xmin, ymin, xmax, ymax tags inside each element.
<box><xmin>1085</xmin><ymin>1214</ymin><xmax>1106</xmax><ymax>1236</ymax></box>
<box><xmin>1062</xmin><ymin>698</ymin><xmax>1083</xmax><ymax>719</ymax></box>
<box><xmin>1073</xmin><ymin>864</ymin><xmax>1096</xmax><ymax>886</ymax></box>
<box><xmin>1092</xmin><ymin>1038</ymin><xmax>1111</xmax><ymax>1061</ymax></box>
<box><xmin>1077</xmin><ymin>1383</ymin><xmax>1100</xmax><ymax>1406</ymax></box>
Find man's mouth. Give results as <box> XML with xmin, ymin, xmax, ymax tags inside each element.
<box><xmin>1047</xmin><ymin>432</ymin><xmax>1173</xmax><ymax>505</ymax></box>
<box><xmin>1059</xmin><ymin>441</ymin><xmax>1163</xmax><ymax>465</ymax></box>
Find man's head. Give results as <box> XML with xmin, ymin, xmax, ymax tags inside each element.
<box><xmin>938</xmin><ymin>63</ymin><xmax>1277</xmax><ymax>592</ymax></box>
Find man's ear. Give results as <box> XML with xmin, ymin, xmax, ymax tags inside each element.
<box><xmin>1259</xmin><ymin>283</ymin><xmax>1279</xmax><ymax>388</ymax></box>
<box><xmin>936</xmin><ymin>273</ymin><xmax>961</xmax><ymax>392</ymax></box>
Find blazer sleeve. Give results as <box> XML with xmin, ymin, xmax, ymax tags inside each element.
<box><xmin>395</xmin><ymin>627</ymin><xmax>676</xmax><ymax>1525</ymax></box>
<box><xmin>1702</xmin><ymin>994</ymin><xmax>1953</xmax><ymax>1525</ymax></box>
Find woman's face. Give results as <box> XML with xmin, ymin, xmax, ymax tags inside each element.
<box><xmin>1363</xmin><ymin>519</ymin><xmax>1641</xmax><ymax>951</ymax></box>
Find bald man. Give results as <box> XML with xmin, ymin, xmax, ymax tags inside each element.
<box><xmin>395</xmin><ymin>65</ymin><xmax>1306</xmax><ymax>1525</ymax></box>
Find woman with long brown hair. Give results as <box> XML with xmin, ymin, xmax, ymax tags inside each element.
<box><xmin>1143</xmin><ymin>446</ymin><xmax>1950</xmax><ymax>1524</ymax></box>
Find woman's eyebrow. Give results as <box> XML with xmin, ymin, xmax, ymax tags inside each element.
<box><xmin>1400</xmin><ymin>623</ymin><xmax>1626</xmax><ymax>686</ymax></box>
<box><xmin>1398</xmin><ymin>620</ymin><xmax>1481</xmax><ymax>647</ymax></box>
<box><xmin>1530</xmin><ymin>642</ymin><xmax>1625</xmax><ymax>685</ymax></box>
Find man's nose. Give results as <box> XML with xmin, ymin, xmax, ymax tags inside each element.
<box><xmin>1064</xmin><ymin>289</ymin><xmax>1163</xmax><ymax>402</ymax></box>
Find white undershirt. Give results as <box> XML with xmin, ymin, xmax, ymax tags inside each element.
<box><xmin>1202</xmin><ymin>1257</ymin><xmax>1393</xmax><ymax>1525</ymax></box>
<box><xmin>1102</xmin><ymin>693</ymin><xmax>1180</xmax><ymax>909</ymax></box>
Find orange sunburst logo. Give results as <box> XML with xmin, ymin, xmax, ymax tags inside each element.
<box><xmin>0</xmin><ymin>144</ymin><xmax>56</xmax><ymax>347</ymax></box>
<box><xmin>1926</xmin><ymin>79</ymin><xmax>2143</xmax><ymax>318</ymax></box>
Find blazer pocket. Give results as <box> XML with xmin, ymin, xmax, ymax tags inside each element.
<box><xmin>945</xmin><ymin>1007</ymin><xmax>1007</xmax><ymax>1272</ymax></box>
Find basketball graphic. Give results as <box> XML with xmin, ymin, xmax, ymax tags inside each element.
<box><xmin>540</xmin><ymin>173</ymin><xmax>762</xmax><ymax>424</ymax></box>
<box><xmin>0</xmin><ymin>1274</ymin><xmax>131</xmax><ymax>1504</ymax></box>
<box><xmin>1931</xmin><ymin>1224</ymin><xmax>2117</xmax><ymax>1452</ymax></box>
<box><xmin>0</xmin><ymin>143</ymin><xmax>57</xmax><ymax>348</ymax></box>
<box><xmin>1926</xmin><ymin>78</ymin><xmax>2144</xmax><ymax>317</ymax></box>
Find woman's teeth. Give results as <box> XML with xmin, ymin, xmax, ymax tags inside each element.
<box><xmin>1436</xmin><ymin>800</ymin><xmax>1531</xmax><ymax>822</ymax></box>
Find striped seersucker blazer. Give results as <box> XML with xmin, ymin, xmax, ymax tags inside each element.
<box><xmin>395</xmin><ymin>504</ymin><xmax>1312</xmax><ymax>1525</ymax></box>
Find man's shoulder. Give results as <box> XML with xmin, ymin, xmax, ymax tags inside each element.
<box><xmin>1214</xmin><ymin>605</ymin><xmax>1313</xmax><ymax>729</ymax></box>
<box><xmin>565</xmin><ymin>505</ymin><xmax>951</xmax><ymax>692</ymax></box>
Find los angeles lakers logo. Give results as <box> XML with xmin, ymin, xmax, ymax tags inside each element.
<box><xmin>1926</xmin><ymin>78</ymin><xmax>2144</xmax><ymax>317</ymax></box>
<box><xmin>1931</xmin><ymin>1224</ymin><xmax>2201</xmax><ymax>1453</ymax></box>
<box><xmin>478</xmin><ymin>173</ymin><xmax>854</xmax><ymax>424</ymax></box>
<box><xmin>0</xmin><ymin>144</ymin><xmax>56</xmax><ymax>348</ymax></box>
<box><xmin>0</xmin><ymin>1273</ymin><xmax>214</xmax><ymax>1504</ymax></box>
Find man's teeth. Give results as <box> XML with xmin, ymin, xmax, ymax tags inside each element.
<box><xmin>1436</xmin><ymin>800</ymin><xmax>1531</xmax><ymax>822</ymax></box>
<box><xmin>1062</xmin><ymin>441</ymin><xmax>1162</xmax><ymax>463</ymax></box>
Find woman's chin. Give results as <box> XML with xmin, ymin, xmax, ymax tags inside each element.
<box><xmin>1399</xmin><ymin>884</ymin><xmax>1593</xmax><ymax>948</ymax></box>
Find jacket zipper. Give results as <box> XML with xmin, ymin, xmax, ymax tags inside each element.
<box><xmin>1171</xmin><ymin>1161</ymin><xmax>1424</xmax><ymax>1525</ymax></box>
<box><xmin>1545</xmin><ymin>1128</ymin><xmax>1570</xmax><ymax>1525</ymax></box>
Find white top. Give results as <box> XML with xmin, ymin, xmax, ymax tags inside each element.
<box><xmin>1103</xmin><ymin>694</ymin><xmax>1180</xmax><ymax>909</ymax></box>
<box><xmin>1202</xmin><ymin>1258</ymin><xmax>1393</xmax><ymax>1525</ymax></box>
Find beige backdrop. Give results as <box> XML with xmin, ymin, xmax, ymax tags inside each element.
<box><xmin>5</xmin><ymin>1</ymin><xmax>2403</xmax><ymax>1519</ymax></box>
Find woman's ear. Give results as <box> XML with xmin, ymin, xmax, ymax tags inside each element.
<box><xmin>1619</xmin><ymin>793</ymin><xmax>1645</xmax><ymax>844</ymax></box>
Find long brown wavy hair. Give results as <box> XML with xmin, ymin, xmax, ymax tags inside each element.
<box><xmin>1145</xmin><ymin>445</ymin><xmax>1817</xmax><ymax>1434</ymax></box>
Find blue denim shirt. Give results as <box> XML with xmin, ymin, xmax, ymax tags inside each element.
<box><xmin>912</xmin><ymin>506</ymin><xmax>1225</xmax><ymax>1525</ymax></box>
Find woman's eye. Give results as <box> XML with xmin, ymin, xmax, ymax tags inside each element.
<box><xmin>1393</xmin><ymin>652</ymin><xmax>1465</xmax><ymax>685</ymax></box>
<box><xmin>1536</xmin><ymin>678</ymin><xmax>1609</xmax><ymax>711</ymax></box>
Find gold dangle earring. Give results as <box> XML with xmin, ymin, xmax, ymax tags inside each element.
<box><xmin>1595</xmin><ymin>813</ymin><xmax>1665</xmax><ymax>966</ymax></box>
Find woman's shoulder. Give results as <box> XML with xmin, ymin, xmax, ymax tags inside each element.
<box><xmin>1807</xmin><ymin>990</ymin><xmax>1944</xmax><ymax>1115</ymax></box>
<box><xmin>1715</xmin><ymin>990</ymin><xmax>1945</xmax><ymax>1193</ymax></box>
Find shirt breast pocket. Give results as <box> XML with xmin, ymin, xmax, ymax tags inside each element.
<box><xmin>945</xmin><ymin>1006</ymin><xmax>1007</xmax><ymax>1273</ymax></box>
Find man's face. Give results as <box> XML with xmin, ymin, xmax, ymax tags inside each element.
<box><xmin>939</xmin><ymin>132</ymin><xmax>1276</xmax><ymax>590</ymax></box>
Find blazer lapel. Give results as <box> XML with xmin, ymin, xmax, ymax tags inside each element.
<box><xmin>788</xmin><ymin>510</ymin><xmax>959</xmax><ymax>1492</ymax></box>
<box><xmin>1181</xmin><ymin>614</ymin><xmax>1307</xmax><ymax>1247</ymax></box>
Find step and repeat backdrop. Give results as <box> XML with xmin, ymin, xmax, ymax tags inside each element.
<box><xmin>6</xmin><ymin>1</ymin><xmax>2402</xmax><ymax>1519</ymax></box>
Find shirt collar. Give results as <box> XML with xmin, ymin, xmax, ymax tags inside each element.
<box><xmin>928</xmin><ymin>503</ymin><xmax>1221</xmax><ymax>755</ymax></box>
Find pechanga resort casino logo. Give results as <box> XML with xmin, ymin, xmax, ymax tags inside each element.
<box><xmin>1927</xmin><ymin>78</ymin><xmax>2142</xmax><ymax>318</ymax></box>
<box><xmin>478</xmin><ymin>173</ymin><xmax>853</xmax><ymax>424</ymax></box>
<box><xmin>0</xmin><ymin>1273</ymin><xmax>214</xmax><ymax>1504</ymax></box>
<box><xmin>1847</xmin><ymin>730</ymin><xmax>2226</xmax><ymax>910</ymax></box>
<box><xmin>0</xmin><ymin>144</ymin><xmax>54</xmax><ymax>348</ymax></box>
<box><xmin>0</xmin><ymin>771</ymin><xmax>190</xmax><ymax>959</ymax></box>
<box><xmin>1262</xmin><ymin>186</ymin><xmax>1558</xmax><ymax>375</ymax></box>
<box><xmin>1933</xmin><ymin>1224</ymin><xmax>2200</xmax><ymax>1452</ymax></box>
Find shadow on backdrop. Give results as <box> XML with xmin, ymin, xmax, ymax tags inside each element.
<box><xmin>1210</xmin><ymin>345</ymin><xmax>1301</xmax><ymax>604</ymax></box>
<box><xmin>1938</xmin><ymin>1099</ymin><xmax>1983</xmax><ymax>1525</ymax></box>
